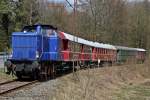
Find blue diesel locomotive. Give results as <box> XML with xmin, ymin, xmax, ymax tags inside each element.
<box><xmin>5</xmin><ymin>25</ymin><xmax>61</xmax><ymax>79</ymax></box>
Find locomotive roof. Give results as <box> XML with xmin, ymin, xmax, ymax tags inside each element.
<box><xmin>22</xmin><ymin>25</ymin><xmax>57</xmax><ymax>31</ymax></box>
<box><xmin>60</xmin><ymin>32</ymin><xmax>116</xmax><ymax>50</ymax></box>
<box><xmin>115</xmin><ymin>46</ymin><xmax>146</xmax><ymax>51</ymax></box>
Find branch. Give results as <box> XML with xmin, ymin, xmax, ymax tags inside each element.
<box><xmin>65</xmin><ymin>0</ymin><xmax>74</xmax><ymax>9</ymax></box>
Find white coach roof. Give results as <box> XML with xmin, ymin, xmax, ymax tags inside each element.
<box><xmin>115</xmin><ymin>46</ymin><xmax>146</xmax><ymax>52</ymax></box>
<box><xmin>94</xmin><ymin>42</ymin><xmax>116</xmax><ymax>50</ymax></box>
<box><xmin>135</xmin><ymin>48</ymin><xmax>146</xmax><ymax>52</ymax></box>
<box><xmin>62</xmin><ymin>32</ymin><xmax>116</xmax><ymax>50</ymax></box>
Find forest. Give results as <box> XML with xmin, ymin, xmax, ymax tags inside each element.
<box><xmin>0</xmin><ymin>0</ymin><xmax>150</xmax><ymax>52</ymax></box>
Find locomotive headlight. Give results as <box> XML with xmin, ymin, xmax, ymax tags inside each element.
<box><xmin>10</xmin><ymin>54</ymin><xmax>12</xmax><ymax>58</ymax></box>
<box><xmin>36</xmin><ymin>51</ymin><xmax>39</xmax><ymax>58</ymax></box>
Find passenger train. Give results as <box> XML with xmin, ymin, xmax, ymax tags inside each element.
<box><xmin>4</xmin><ymin>24</ymin><xmax>146</xmax><ymax>79</ymax></box>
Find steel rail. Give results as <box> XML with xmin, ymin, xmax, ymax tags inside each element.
<box><xmin>0</xmin><ymin>80</ymin><xmax>38</xmax><ymax>96</ymax></box>
<box><xmin>0</xmin><ymin>80</ymin><xmax>16</xmax><ymax>86</ymax></box>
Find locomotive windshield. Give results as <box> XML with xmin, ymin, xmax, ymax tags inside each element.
<box><xmin>22</xmin><ymin>25</ymin><xmax>57</xmax><ymax>36</ymax></box>
<box><xmin>22</xmin><ymin>26</ymin><xmax>36</xmax><ymax>32</ymax></box>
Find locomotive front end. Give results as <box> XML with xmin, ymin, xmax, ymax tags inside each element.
<box><xmin>5</xmin><ymin>25</ymin><xmax>41</xmax><ymax>79</ymax></box>
<box><xmin>5</xmin><ymin>25</ymin><xmax>59</xmax><ymax>80</ymax></box>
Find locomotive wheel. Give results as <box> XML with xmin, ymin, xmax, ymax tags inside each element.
<box><xmin>31</xmin><ymin>72</ymin><xmax>37</xmax><ymax>80</ymax></box>
<box><xmin>31</xmin><ymin>61</ymin><xmax>40</xmax><ymax>80</ymax></box>
<box><xmin>31</xmin><ymin>69</ymin><xmax>39</xmax><ymax>80</ymax></box>
<box><xmin>16</xmin><ymin>71</ymin><xmax>22</xmax><ymax>80</ymax></box>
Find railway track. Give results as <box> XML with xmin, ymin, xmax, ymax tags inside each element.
<box><xmin>0</xmin><ymin>80</ymin><xmax>38</xmax><ymax>95</ymax></box>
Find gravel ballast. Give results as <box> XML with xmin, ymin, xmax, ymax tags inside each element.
<box><xmin>0</xmin><ymin>79</ymin><xmax>59</xmax><ymax>100</ymax></box>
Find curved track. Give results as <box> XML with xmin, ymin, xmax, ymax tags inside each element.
<box><xmin>0</xmin><ymin>80</ymin><xmax>38</xmax><ymax>95</ymax></box>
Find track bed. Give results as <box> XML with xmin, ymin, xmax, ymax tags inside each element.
<box><xmin>0</xmin><ymin>80</ymin><xmax>37</xmax><ymax>95</ymax></box>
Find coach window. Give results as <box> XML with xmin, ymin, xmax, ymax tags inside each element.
<box><xmin>100</xmin><ymin>49</ymin><xmax>101</xmax><ymax>54</ymax></box>
<box><xmin>85</xmin><ymin>46</ymin><xmax>87</xmax><ymax>53</ymax></box>
<box><xmin>76</xmin><ymin>43</ymin><xmax>80</xmax><ymax>52</ymax></box>
<box><xmin>77</xmin><ymin>44</ymin><xmax>81</xmax><ymax>52</ymax></box>
<box><xmin>92</xmin><ymin>47</ymin><xmax>94</xmax><ymax>53</ymax></box>
<box><xmin>86</xmin><ymin>46</ymin><xmax>88</xmax><ymax>53</ymax></box>
<box><xmin>88</xmin><ymin>46</ymin><xmax>90</xmax><ymax>53</ymax></box>
<box><xmin>99</xmin><ymin>49</ymin><xmax>101</xmax><ymax>54</ymax></box>
<box><xmin>84</xmin><ymin>45</ymin><xmax>86</xmax><ymax>52</ymax></box>
<box><xmin>74</xmin><ymin>43</ymin><xmax>77</xmax><ymax>52</ymax></box>
<box><xmin>90</xmin><ymin>47</ymin><xmax>92</xmax><ymax>53</ymax></box>
<box><xmin>68</xmin><ymin>42</ymin><xmax>71</xmax><ymax>51</ymax></box>
<box><xmin>63</xmin><ymin>39</ymin><xmax>68</xmax><ymax>51</ymax></box>
<box><xmin>88</xmin><ymin>46</ymin><xmax>91</xmax><ymax>53</ymax></box>
<box><xmin>84</xmin><ymin>46</ymin><xmax>87</xmax><ymax>53</ymax></box>
<box><xmin>104</xmin><ymin>49</ymin><xmax>105</xmax><ymax>54</ymax></box>
<box><xmin>89</xmin><ymin>47</ymin><xmax>92</xmax><ymax>53</ymax></box>
<box><xmin>69</xmin><ymin>42</ymin><xmax>72</xmax><ymax>51</ymax></box>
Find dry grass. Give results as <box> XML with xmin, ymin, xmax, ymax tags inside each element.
<box><xmin>0</xmin><ymin>68</ymin><xmax>16</xmax><ymax>82</ymax></box>
<box><xmin>115</xmin><ymin>80</ymin><xmax>150</xmax><ymax>100</ymax></box>
<box><xmin>51</xmin><ymin>60</ymin><xmax>150</xmax><ymax>100</ymax></box>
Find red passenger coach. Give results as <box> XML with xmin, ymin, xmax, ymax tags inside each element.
<box><xmin>59</xmin><ymin>31</ymin><xmax>117</xmax><ymax>66</ymax></box>
<box><xmin>93</xmin><ymin>42</ymin><xmax>117</xmax><ymax>64</ymax></box>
